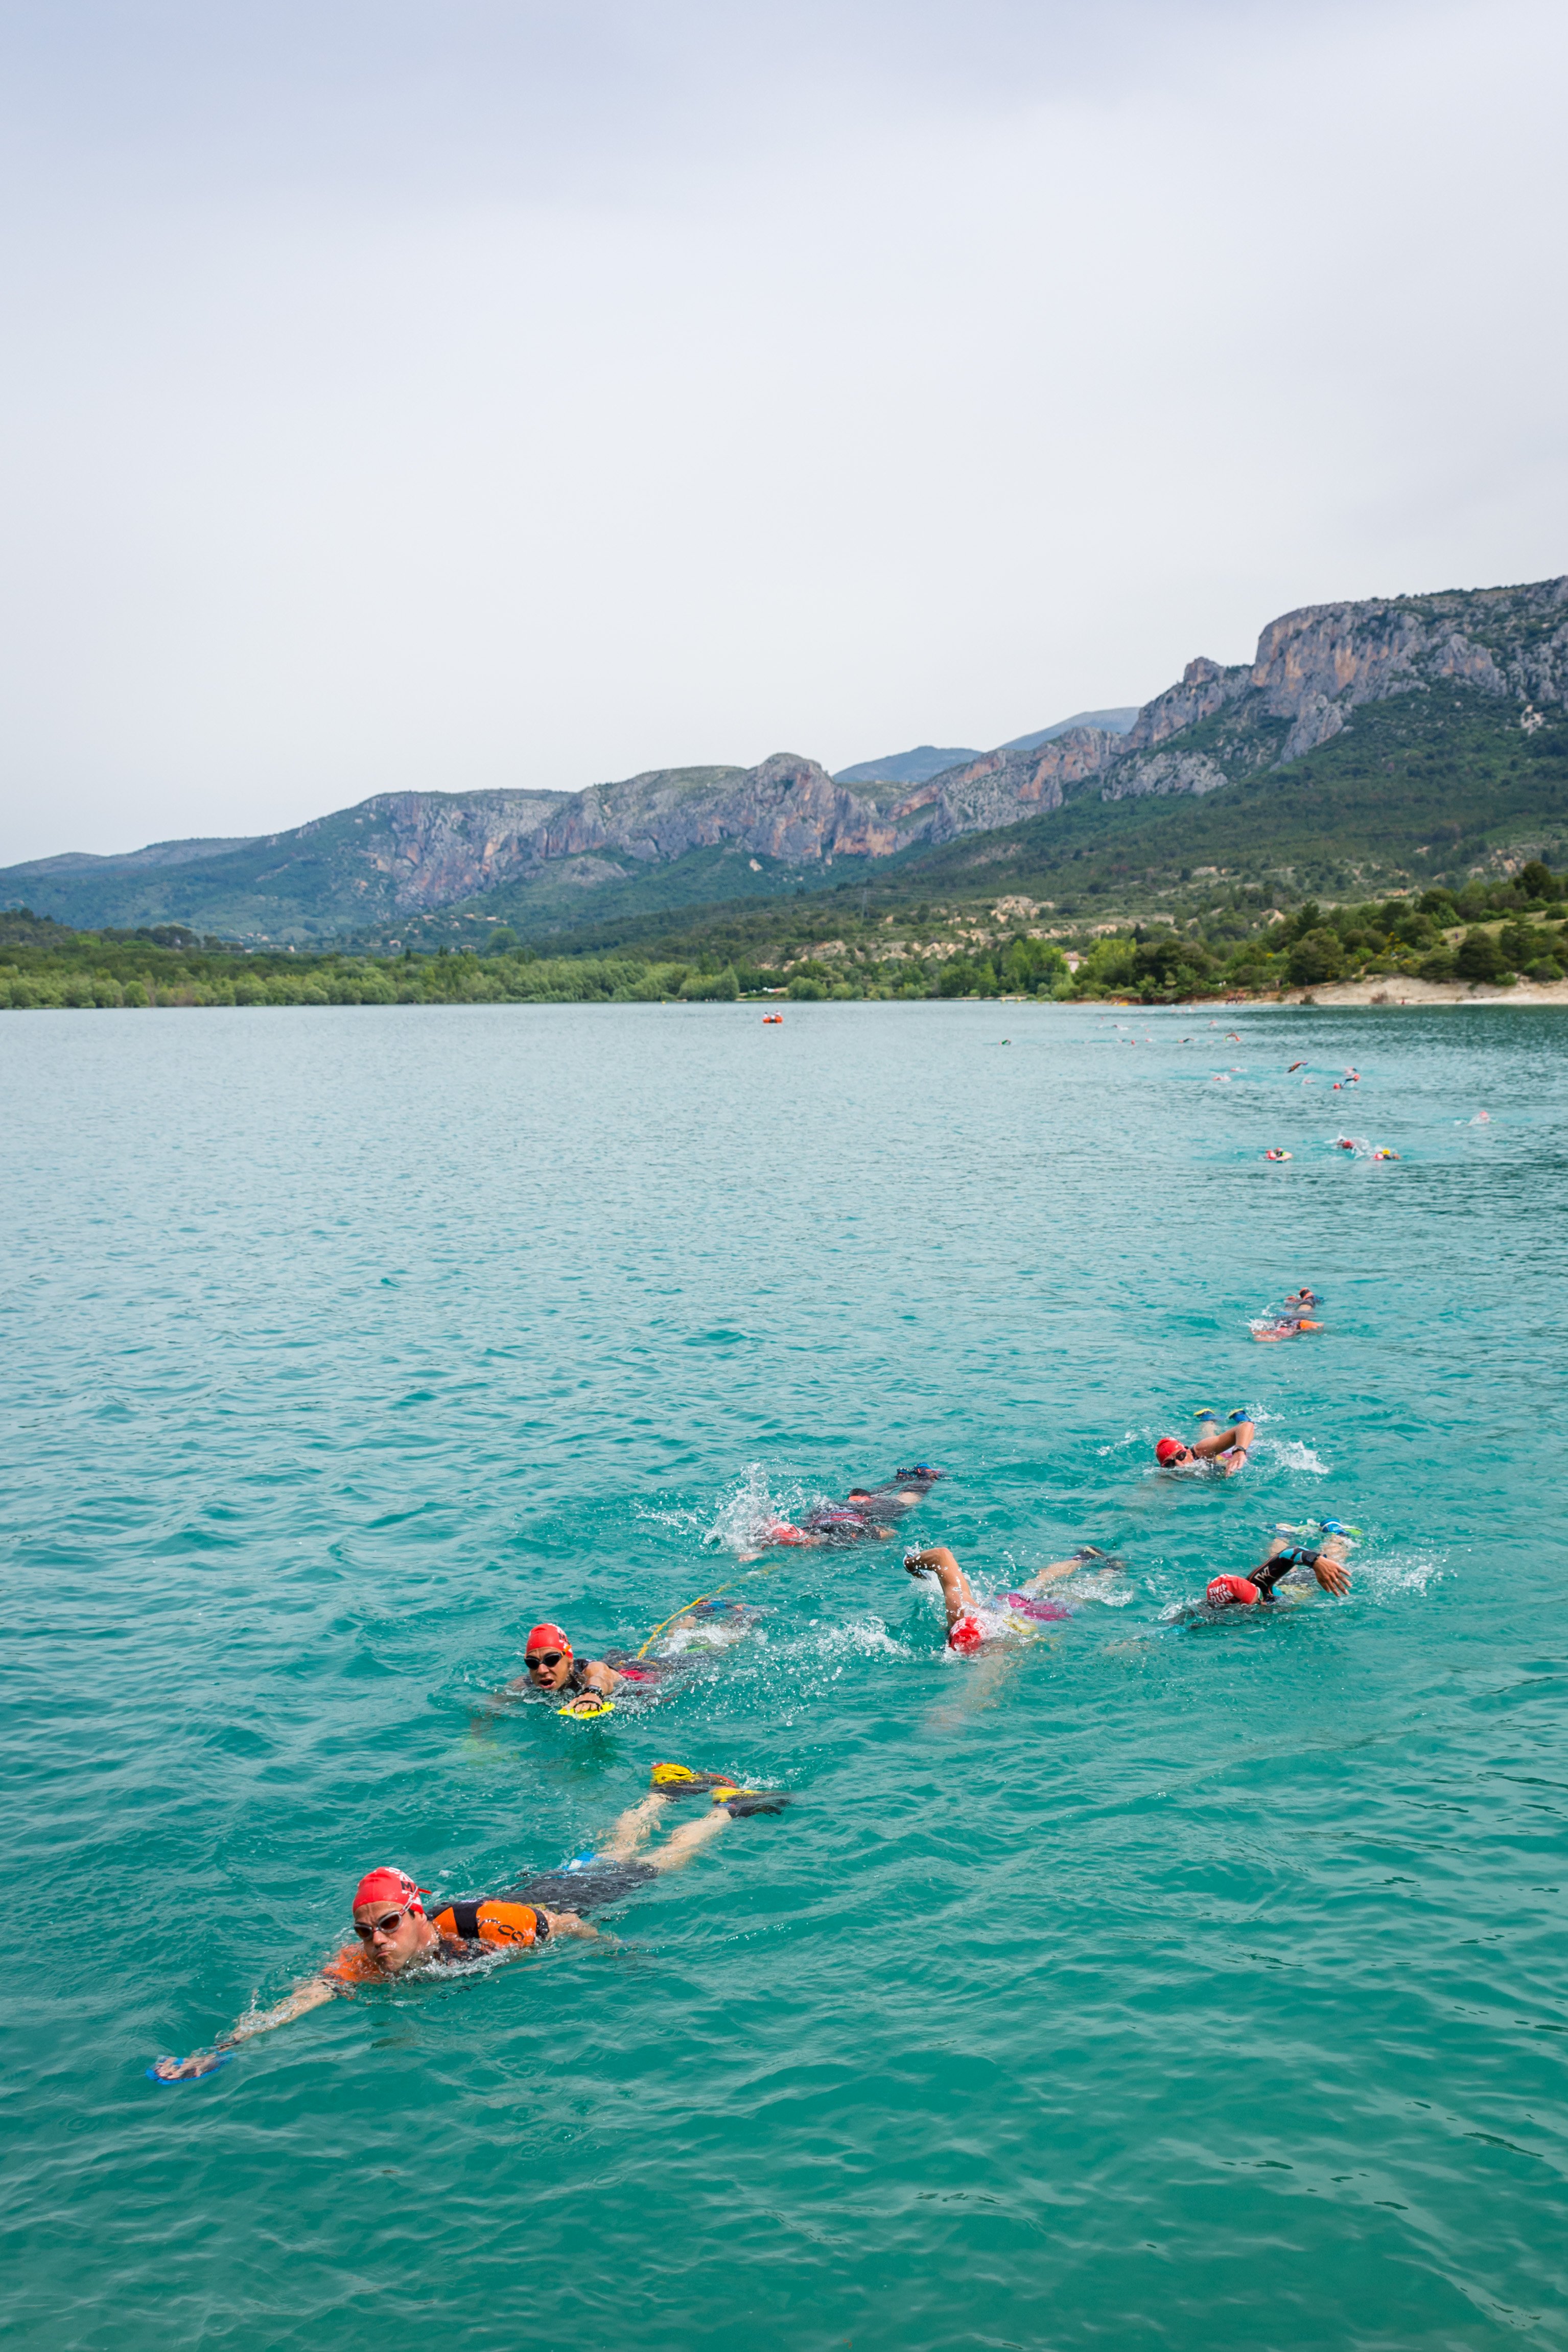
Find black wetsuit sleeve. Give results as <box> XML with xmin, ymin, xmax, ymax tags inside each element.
<box><xmin>1254</xmin><ymin>1547</ymin><xmax>1320</xmax><ymax>1596</ymax></box>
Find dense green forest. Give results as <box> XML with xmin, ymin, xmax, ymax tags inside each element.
<box><xmin>4</xmin><ymin>863</ymin><xmax>1565</xmax><ymax>1010</ymax></box>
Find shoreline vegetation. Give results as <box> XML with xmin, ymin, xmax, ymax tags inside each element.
<box><xmin>4</xmin><ymin>863</ymin><xmax>1568</xmax><ymax>1012</ymax></box>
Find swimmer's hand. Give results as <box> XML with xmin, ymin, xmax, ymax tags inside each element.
<box><xmin>152</xmin><ymin>2047</ymin><xmax>228</xmax><ymax>2080</ymax></box>
<box><xmin>1313</xmin><ymin>1554</ymin><xmax>1351</xmax><ymax>1597</ymax></box>
<box><xmin>542</xmin><ymin>1908</ymin><xmax>600</xmax><ymax>1943</ymax></box>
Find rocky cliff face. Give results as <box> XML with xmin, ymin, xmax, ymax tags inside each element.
<box><xmin>1098</xmin><ymin>574</ymin><xmax>1568</xmax><ymax>805</ymax></box>
<box><xmin>320</xmin><ymin>738</ymin><xmax>1142</xmax><ymax>915</ymax></box>
<box><xmin>8</xmin><ymin>576</ymin><xmax>1564</xmax><ymax>940</ymax></box>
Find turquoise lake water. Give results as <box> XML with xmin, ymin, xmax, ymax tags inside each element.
<box><xmin>4</xmin><ymin>1000</ymin><xmax>1566</xmax><ymax>2350</ymax></box>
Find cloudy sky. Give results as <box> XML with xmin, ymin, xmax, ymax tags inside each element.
<box><xmin>1</xmin><ymin>0</ymin><xmax>1564</xmax><ymax>862</ymax></box>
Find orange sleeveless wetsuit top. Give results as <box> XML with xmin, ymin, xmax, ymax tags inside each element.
<box><xmin>430</xmin><ymin>1899</ymin><xmax>547</xmax><ymax>1948</ymax></box>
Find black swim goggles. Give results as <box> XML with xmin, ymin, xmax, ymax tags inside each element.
<box><xmin>525</xmin><ymin>1650</ymin><xmax>565</xmax><ymax>1671</ymax></box>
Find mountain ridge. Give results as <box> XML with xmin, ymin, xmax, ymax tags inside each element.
<box><xmin>5</xmin><ymin>576</ymin><xmax>1564</xmax><ymax>943</ymax></box>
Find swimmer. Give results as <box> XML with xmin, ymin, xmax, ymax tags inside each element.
<box><xmin>485</xmin><ymin>1603</ymin><xmax>760</xmax><ymax>1720</ymax></box>
<box><xmin>1153</xmin><ymin>1409</ymin><xmax>1255</xmax><ymax>1476</ymax></box>
<box><xmin>904</xmin><ymin>1543</ymin><xmax>1124</xmax><ymax>1654</ymax></box>
<box><xmin>1251</xmin><ymin>1288</ymin><xmax>1323</xmax><ymax>1343</ymax></box>
<box><xmin>742</xmin><ymin>1464</ymin><xmax>943</xmax><ymax>1558</ymax></box>
<box><xmin>1201</xmin><ymin>1522</ymin><xmax>1353</xmax><ymax>1612</ymax></box>
<box><xmin>151</xmin><ymin>1767</ymin><xmax>785</xmax><ymax>2080</ymax></box>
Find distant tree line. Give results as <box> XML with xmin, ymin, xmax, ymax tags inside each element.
<box><xmin>2</xmin><ymin>861</ymin><xmax>1563</xmax><ymax>1009</ymax></box>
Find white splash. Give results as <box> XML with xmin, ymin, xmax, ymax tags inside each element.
<box><xmin>1265</xmin><ymin>1439</ymin><xmax>1330</xmax><ymax>1476</ymax></box>
<box><xmin>703</xmin><ymin>1464</ymin><xmax>800</xmax><ymax>1553</ymax></box>
<box><xmin>1360</xmin><ymin>1550</ymin><xmax>1441</xmax><ymax>1600</ymax></box>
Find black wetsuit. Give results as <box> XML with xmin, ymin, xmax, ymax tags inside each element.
<box><xmin>502</xmin><ymin>1860</ymin><xmax>661</xmax><ymax>1913</ymax></box>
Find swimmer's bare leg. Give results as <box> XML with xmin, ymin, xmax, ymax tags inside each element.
<box><xmin>1019</xmin><ymin>1548</ymin><xmax>1126</xmax><ymax>1597</ymax></box>
<box><xmin>1019</xmin><ymin>1553</ymin><xmax>1092</xmax><ymax>1593</ymax></box>
<box><xmin>647</xmin><ymin>1809</ymin><xmax>733</xmax><ymax>1873</ymax></box>
<box><xmin>596</xmin><ymin>1792</ymin><xmax>670</xmax><ymax>1863</ymax></box>
<box><xmin>905</xmin><ymin>1546</ymin><xmax>975</xmax><ymax>1635</ymax></box>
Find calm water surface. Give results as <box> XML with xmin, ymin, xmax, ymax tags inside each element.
<box><xmin>3</xmin><ymin>1002</ymin><xmax>1565</xmax><ymax>2350</ymax></box>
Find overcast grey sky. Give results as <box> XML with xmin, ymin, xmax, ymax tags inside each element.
<box><xmin>1</xmin><ymin>0</ymin><xmax>1564</xmax><ymax>861</ymax></box>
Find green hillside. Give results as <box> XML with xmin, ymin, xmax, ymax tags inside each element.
<box><xmin>6</xmin><ymin>856</ymin><xmax>1567</xmax><ymax>1015</ymax></box>
<box><xmin>0</xmin><ymin>801</ymin><xmax>426</xmax><ymax>941</ymax></box>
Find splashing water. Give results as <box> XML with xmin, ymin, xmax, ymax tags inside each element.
<box><xmin>1263</xmin><ymin>1438</ymin><xmax>1331</xmax><ymax>1476</ymax></box>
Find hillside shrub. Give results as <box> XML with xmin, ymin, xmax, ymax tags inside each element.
<box><xmin>1499</xmin><ymin>920</ymin><xmax>1542</xmax><ymax>970</ymax></box>
<box><xmin>1456</xmin><ymin>928</ymin><xmax>1506</xmax><ymax>982</ymax></box>
<box><xmin>1132</xmin><ymin>936</ymin><xmax>1216</xmax><ymax>1002</ymax></box>
<box><xmin>1286</xmin><ymin>928</ymin><xmax>1345</xmax><ymax>986</ymax></box>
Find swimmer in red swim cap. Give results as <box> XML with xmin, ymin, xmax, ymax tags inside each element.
<box><xmin>738</xmin><ymin>1464</ymin><xmax>944</xmax><ymax>1560</ymax></box>
<box><xmin>478</xmin><ymin>1604</ymin><xmax>759</xmax><ymax>1727</ymax></box>
<box><xmin>1154</xmin><ymin>1410</ymin><xmax>1256</xmax><ymax>1478</ymax></box>
<box><xmin>904</xmin><ymin>1542</ymin><xmax>1124</xmax><ymax>1653</ymax></box>
<box><xmin>1201</xmin><ymin>1525</ymin><xmax>1353</xmax><ymax>1614</ymax></box>
<box><xmin>149</xmin><ymin>1762</ymin><xmax>788</xmax><ymax>2081</ymax></box>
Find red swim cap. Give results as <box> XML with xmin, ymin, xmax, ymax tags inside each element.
<box><xmin>526</xmin><ymin>1623</ymin><xmax>573</xmax><ymax>1657</ymax></box>
<box><xmin>948</xmin><ymin>1612</ymin><xmax>987</xmax><ymax>1655</ymax></box>
<box><xmin>1155</xmin><ymin>1438</ymin><xmax>1184</xmax><ymax>1465</ymax></box>
<box><xmin>1206</xmin><ymin>1576</ymin><xmax>1261</xmax><ymax>1609</ymax></box>
<box><xmin>352</xmin><ymin>1868</ymin><xmax>429</xmax><ymax>1915</ymax></box>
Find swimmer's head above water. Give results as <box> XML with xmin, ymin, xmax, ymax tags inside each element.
<box><xmin>350</xmin><ymin>1868</ymin><xmax>437</xmax><ymax>1973</ymax></box>
<box><xmin>523</xmin><ymin>1623</ymin><xmax>575</xmax><ymax>1692</ymax></box>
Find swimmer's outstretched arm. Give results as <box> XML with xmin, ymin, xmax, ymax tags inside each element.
<box><xmin>1259</xmin><ymin>1530</ymin><xmax>1351</xmax><ymax>1596</ymax></box>
<box><xmin>904</xmin><ymin>1546</ymin><xmax>974</xmax><ymax>1633</ymax></box>
<box><xmin>152</xmin><ymin>1976</ymin><xmax>340</xmax><ymax>2080</ymax></box>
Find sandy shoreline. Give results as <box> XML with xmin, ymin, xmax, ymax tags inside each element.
<box><xmin>1081</xmin><ymin>976</ymin><xmax>1568</xmax><ymax>1010</ymax></box>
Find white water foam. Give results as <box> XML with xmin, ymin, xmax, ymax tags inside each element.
<box><xmin>1360</xmin><ymin>1549</ymin><xmax>1442</xmax><ymax>1601</ymax></box>
<box><xmin>1264</xmin><ymin>1438</ymin><xmax>1330</xmax><ymax>1476</ymax></box>
<box><xmin>701</xmin><ymin>1464</ymin><xmax>815</xmax><ymax>1553</ymax></box>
